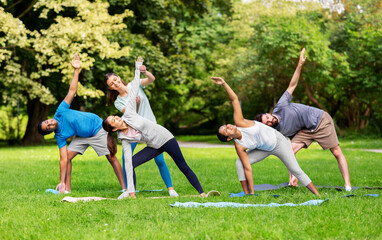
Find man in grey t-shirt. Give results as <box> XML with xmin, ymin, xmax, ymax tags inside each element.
<box><xmin>255</xmin><ymin>48</ymin><xmax>351</xmax><ymax>191</ymax></box>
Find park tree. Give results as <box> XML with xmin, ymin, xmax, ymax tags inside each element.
<box><xmin>0</xmin><ymin>0</ymin><xmax>132</xmax><ymax>144</ymax></box>
<box><xmin>93</xmin><ymin>0</ymin><xmax>234</xmax><ymax>133</ymax></box>
<box><xmin>211</xmin><ymin>0</ymin><xmax>382</xmax><ymax>133</ymax></box>
<box><xmin>327</xmin><ymin>0</ymin><xmax>382</xmax><ymax>131</ymax></box>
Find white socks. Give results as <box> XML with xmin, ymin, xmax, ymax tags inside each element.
<box><xmin>345</xmin><ymin>185</ymin><xmax>352</xmax><ymax>192</ymax></box>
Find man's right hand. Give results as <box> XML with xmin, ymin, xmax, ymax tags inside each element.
<box><xmin>298</xmin><ymin>48</ymin><xmax>307</xmax><ymax>66</ymax></box>
<box><xmin>211</xmin><ymin>77</ymin><xmax>226</xmax><ymax>85</ymax></box>
<box><xmin>71</xmin><ymin>54</ymin><xmax>81</xmax><ymax>69</ymax></box>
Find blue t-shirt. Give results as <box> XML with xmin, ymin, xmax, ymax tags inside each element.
<box><xmin>53</xmin><ymin>101</ymin><xmax>102</xmax><ymax>149</ymax></box>
<box><xmin>273</xmin><ymin>91</ymin><xmax>323</xmax><ymax>137</ymax></box>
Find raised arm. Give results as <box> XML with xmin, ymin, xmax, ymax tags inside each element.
<box><xmin>123</xmin><ymin>57</ymin><xmax>145</xmax><ymax>116</ymax></box>
<box><xmin>211</xmin><ymin>77</ymin><xmax>249</xmax><ymax>127</ymax></box>
<box><xmin>140</xmin><ymin>69</ymin><xmax>155</xmax><ymax>86</ymax></box>
<box><xmin>286</xmin><ymin>48</ymin><xmax>307</xmax><ymax>96</ymax></box>
<box><xmin>63</xmin><ymin>54</ymin><xmax>81</xmax><ymax>105</ymax></box>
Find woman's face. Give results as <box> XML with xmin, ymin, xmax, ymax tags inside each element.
<box><xmin>219</xmin><ymin>124</ymin><xmax>237</xmax><ymax>139</ymax></box>
<box><xmin>107</xmin><ymin>116</ymin><xmax>124</xmax><ymax>130</ymax></box>
<box><xmin>106</xmin><ymin>75</ymin><xmax>123</xmax><ymax>91</ymax></box>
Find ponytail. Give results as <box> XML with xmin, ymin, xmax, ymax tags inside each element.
<box><xmin>103</xmin><ymin>117</ymin><xmax>117</xmax><ymax>157</ymax></box>
<box><xmin>107</xmin><ymin>133</ymin><xmax>117</xmax><ymax>157</ymax></box>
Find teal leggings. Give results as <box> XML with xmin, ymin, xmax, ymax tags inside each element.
<box><xmin>122</xmin><ymin>142</ymin><xmax>173</xmax><ymax>188</ymax></box>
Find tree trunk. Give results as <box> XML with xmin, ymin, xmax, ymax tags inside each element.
<box><xmin>301</xmin><ymin>78</ymin><xmax>344</xmax><ymax>136</ymax></box>
<box><xmin>22</xmin><ymin>98</ymin><xmax>49</xmax><ymax>145</ymax></box>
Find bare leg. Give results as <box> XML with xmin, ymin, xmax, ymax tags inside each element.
<box><xmin>330</xmin><ymin>145</ymin><xmax>351</xmax><ymax>187</ymax></box>
<box><xmin>240</xmin><ymin>181</ymin><xmax>250</xmax><ymax>194</ymax></box>
<box><xmin>64</xmin><ymin>150</ymin><xmax>78</xmax><ymax>192</ymax></box>
<box><xmin>306</xmin><ymin>182</ymin><xmax>321</xmax><ymax>197</ymax></box>
<box><xmin>106</xmin><ymin>154</ymin><xmax>126</xmax><ymax>190</ymax></box>
<box><xmin>288</xmin><ymin>142</ymin><xmax>305</xmax><ymax>186</ymax></box>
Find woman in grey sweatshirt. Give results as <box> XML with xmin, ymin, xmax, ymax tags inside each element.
<box><xmin>103</xmin><ymin>60</ymin><xmax>206</xmax><ymax>198</ymax></box>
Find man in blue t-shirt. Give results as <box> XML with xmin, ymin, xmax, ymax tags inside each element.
<box><xmin>255</xmin><ymin>48</ymin><xmax>351</xmax><ymax>191</ymax></box>
<box><xmin>37</xmin><ymin>54</ymin><xmax>125</xmax><ymax>193</ymax></box>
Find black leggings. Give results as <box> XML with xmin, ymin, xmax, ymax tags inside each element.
<box><xmin>132</xmin><ymin>138</ymin><xmax>204</xmax><ymax>194</ymax></box>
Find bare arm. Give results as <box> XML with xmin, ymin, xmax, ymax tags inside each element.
<box><xmin>235</xmin><ymin>143</ymin><xmax>254</xmax><ymax>194</ymax></box>
<box><xmin>56</xmin><ymin>146</ymin><xmax>68</xmax><ymax>193</ymax></box>
<box><xmin>211</xmin><ymin>77</ymin><xmax>252</xmax><ymax>127</ymax></box>
<box><xmin>63</xmin><ymin>54</ymin><xmax>81</xmax><ymax>105</ymax></box>
<box><xmin>286</xmin><ymin>48</ymin><xmax>307</xmax><ymax>96</ymax></box>
<box><xmin>140</xmin><ymin>70</ymin><xmax>155</xmax><ymax>86</ymax></box>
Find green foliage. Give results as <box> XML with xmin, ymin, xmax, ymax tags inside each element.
<box><xmin>0</xmin><ymin>1</ymin><xmax>132</xmax><ymax>108</ymax></box>
<box><xmin>1</xmin><ymin>0</ymin><xmax>382</xmax><ymax>142</ymax></box>
<box><xmin>212</xmin><ymin>0</ymin><xmax>382</xmax><ymax>131</ymax></box>
<box><xmin>0</xmin><ymin>106</ymin><xmax>27</xmax><ymax>142</ymax></box>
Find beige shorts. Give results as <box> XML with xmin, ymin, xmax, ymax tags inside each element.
<box><xmin>291</xmin><ymin>112</ymin><xmax>339</xmax><ymax>150</ymax></box>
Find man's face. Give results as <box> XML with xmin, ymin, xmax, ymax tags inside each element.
<box><xmin>261</xmin><ymin>113</ymin><xmax>278</xmax><ymax>127</ymax></box>
<box><xmin>41</xmin><ymin>119</ymin><xmax>58</xmax><ymax>132</ymax></box>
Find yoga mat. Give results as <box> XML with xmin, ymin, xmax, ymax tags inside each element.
<box><xmin>147</xmin><ymin>190</ymin><xmax>221</xmax><ymax>199</ymax></box>
<box><xmin>62</xmin><ymin>196</ymin><xmax>114</xmax><ymax>203</ymax></box>
<box><xmin>229</xmin><ymin>183</ymin><xmax>382</xmax><ymax>196</ymax></box>
<box><xmin>229</xmin><ymin>192</ymin><xmax>281</xmax><ymax>198</ymax></box>
<box><xmin>341</xmin><ymin>194</ymin><xmax>379</xmax><ymax>198</ymax></box>
<box><xmin>316</xmin><ymin>185</ymin><xmax>382</xmax><ymax>191</ymax></box>
<box><xmin>116</xmin><ymin>189</ymin><xmax>164</xmax><ymax>193</ymax></box>
<box><xmin>170</xmin><ymin>199</ymin><xmax>328</xmax><ymax>208</ymax></box>
<box><xmin>46</xmin><ymin>189</ymin><xmax>59</xmax><ymax>195</ymax></box>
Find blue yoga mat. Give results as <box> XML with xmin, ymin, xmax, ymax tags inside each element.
<box><xmin>45</xmin><ymin>189</ymin><xmax>59</xmax><ymax>195</ymax></box>
<box><xmin>170</xmin><ymin>199</ymin><xmax>328</xmax><ymax>208</ymax></box>
<box><xmin>341</xmin><ymin>194</ymin><xmax>379</xmax><ymax>198</ymax></box>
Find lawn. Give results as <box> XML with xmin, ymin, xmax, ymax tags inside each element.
<box><xmin>0</xmin><ymin>138</ymin><xmax>381</xmax><ymax>239</ymax></box>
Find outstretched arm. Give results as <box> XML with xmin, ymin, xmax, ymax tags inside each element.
<box><xmin>286</xmin><ymin>48</ymin><xmax>307</xmax><ymax>96</ymax></box>
<box><xmin>211</xmin><ymin>77</ymin><xmax>245</xmax><ymax>126</ymax></box>
<box><xmin>63</xmin><ymin>54</ymin><xmax>81</xmax><ymax>105</ymax></box>
<box><xmin>56</xmin><ymin>145</ymin><xmax>68</xmax><ymax>193</ymax></box>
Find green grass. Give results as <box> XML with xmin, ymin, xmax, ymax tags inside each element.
<box><xmin>176</xmin><ymin>135</ymin><xmax>382</xmax><ymax>149</ymax></box>
<box><xmin>0</xmin><ymin>140</ymin><xmax>381</xmax><ymax>239</ymax></box>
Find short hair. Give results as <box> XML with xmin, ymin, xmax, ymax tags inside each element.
<box><xmin>37</xmin><ymin>121</ymin><xmax>54</xmax><ymax>136</ymax></box>
<box><xmin>216</xmin><ymin>128</ymin><xmax>229</xmax><ymax>142</ymax></box>
<box><xmin>254</xmin><ymin>113</ymin><xmax>264</xmax><ymax>123</ymax></box>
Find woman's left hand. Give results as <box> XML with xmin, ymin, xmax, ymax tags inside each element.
<box><xmin>139</xmin><ymin>65</ymin><xmax>146</xmax><ymax>73</ymax></box>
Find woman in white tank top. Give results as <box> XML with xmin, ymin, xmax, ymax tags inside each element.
<box><xmin>212</xmin><ymin>77</ymin><xmax>321</xmax><ymax>197</ymax></box>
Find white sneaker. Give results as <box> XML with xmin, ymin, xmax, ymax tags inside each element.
<box><xmin>169</xmin><ymin>190</ymin><xmax>179</xmax><ymax>197</ymax></box>
<box><xmin>64</xmin><ymin>191</ymin><xmax>71</xmax><ymax>194</ymax></box>
<box><xmin>118</xmin><ymin>191</ymin><xmax>130</xmax><ymax>200</ymax></box>
<box><xmin>345</xmin><ymin>186</ymin><xmax>352</xmax><ymax>192</ymax></box>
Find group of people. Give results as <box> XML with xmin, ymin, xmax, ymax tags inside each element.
<box><xmin>38</xmin><ymin>49</ymin><xmax>351</xmax><ymax>198</ymax></box>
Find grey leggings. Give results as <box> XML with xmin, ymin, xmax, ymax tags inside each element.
<box><xmin>236</xmin><ymin>131</ymin><xmax>312</xmax><ymax>186</ymax></box>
